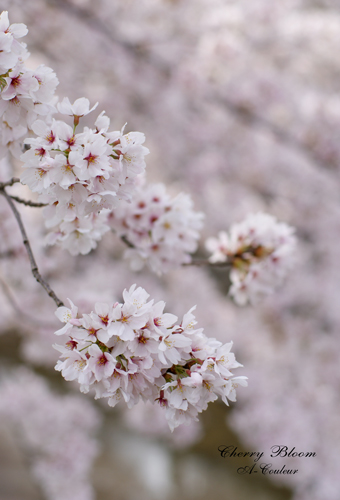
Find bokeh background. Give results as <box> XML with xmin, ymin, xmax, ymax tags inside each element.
<box><xmin>1</xmin><ymin>1</ymin><xmax>340</xmax><ymax>499</ymax></box>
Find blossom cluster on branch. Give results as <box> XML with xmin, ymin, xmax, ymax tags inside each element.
<box><xmin>54</xmin><ymin>284</ymin><xmax>247</xmax><ymax>431</ymax></box>
<box><xmin>109</xmin><ymin>182</ymin><xmax>204</xmax><ymax>273</ymax></box>
<box><xmin>21</xmin><ymin>103</ymin><xmax>149</xmax><ymax>255</ymax></box>
<box><xmin>206</xmin><ymin>212</ymin><xmax>296</xmax><ymax>305</ymax></box>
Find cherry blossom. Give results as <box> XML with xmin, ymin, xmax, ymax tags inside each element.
<box><xmin>109</xmin><ymin>182</ymin><xmax>204</xmax><ymax>273</ymax></box>
<box><xmin>0</xmin><ymin>11</ymin><xmax>58</xmax><ymax>158</ymax></box>
<box><xmin>53</xmin><ymin>284</ymin><xmax>247</xmax><ymax>430</ymax></box>
<box><xmin>20</xmin><ymin>107</ymin><xmax>149</xmax><ymax>255</ymax></box>
<box><xmin>206</xmin><ymin>212</ymin><xmax>296</xmax><ymax>305</ymax></box>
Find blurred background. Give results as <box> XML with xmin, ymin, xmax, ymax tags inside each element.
<box><xmin>1</xmin><ymin>0</ymin><xmax>340</xmax><ymax>499</ymax></box>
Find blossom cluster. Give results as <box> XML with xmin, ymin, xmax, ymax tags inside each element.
<box><xmin>0</xmin><ymin>11</ymin><xmax>150</xmax><ymax>257</ymax></box>
<box><xmin>54</xmin><ymin>284</ymin><xmax>247</xmax><ymax>430</ymax></box>
<box><xmin>109</xmin><ymin>182</ymin><xmax>204</xmax><ymax>273</ymax></box>
<box><xmin>206</xmin><ymin>212</ymin><xmax>296</xmax><ymax>305</ymax></box>
<box><xmin>20</xmin><ymin>103</ymin><xmax>149</xmax><ymax>255</ymax></box>
<box><xmin>0</xmin><ymin>368</ymin><xmax>100</xmax><ymax>500</ymax></box>
<box><xmin>0</xmin><ymin>11</ymin><xmax>58</xmax><ymax>158</ymax></box>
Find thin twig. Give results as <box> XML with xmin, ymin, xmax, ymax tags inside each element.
<box><xmin>183</xmin><ymin>259</ymin><xmax>232</xmax><ymax>268</ymax></box>
<box><xmin>9</xmin><ymin>195</ymin><xmax>47</xmax><ymax>208</ymax></box>
<box><xmin>0</xmin><ymin>177</ymin><xmax>47</xmax><ymax>206</ymax></box>
<box><xmin>0</xmin><ymin>177</ymin><xmax>20</xmax><ymax>189</ymax></box>
<box><xmin>0</xmin><ymin>188</ymin><xmax>64</xmax><ymax>308</ymax></box>
<box><xmin>121</xmin><ymin>235</ymin><xmax>135</xmax><ymax>248</ymax></box>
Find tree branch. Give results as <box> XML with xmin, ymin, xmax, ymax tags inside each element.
<box><xmin>0</xmin><ymin>178</ymin><xmax>47</xmax><ymax>206</ymax></box>
<box><xmin>0</xmin><ymin>177</ymin><xmax>20</xmax><ymax>189</ymax></box>
<box><xmin>9</xmin><ymin>195</ymin><xmax>47</xmax><ymax>208</ymax></box>
<box><xmin>121</xmin><ymin>235</ymin><xmax>135</xmax><ymax>249</ymax></box>
<box><xmin>0</xmin><ymin>187</ymin><xmax>64</xmax><ymax>308</ymax></box>
<box><xmin>183</xmin><ymin>259</ymin><xmax>232</xmax><ymax>268</ymax></box>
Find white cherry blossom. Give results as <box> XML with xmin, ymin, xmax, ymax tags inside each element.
<box><xmin>206</xmin><ymin>212</ymin><xmax>296</xmax><ymax>305</ymax></box>
<box><xmin>53</xmin><ymin>285</ymin><xmax>247</xmax><ymax>430</ymax></box>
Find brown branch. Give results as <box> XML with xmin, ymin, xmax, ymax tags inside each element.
<box><xmin>0</xmin><ymin>177</ymin><xmax>20</xmax><ymax>189</ymax></box>
<box><xmin>121</xmin><ymin>235</ymin><xmax>135</xmax><ymax>248</ymax></box>
<box><xmin>9</xmin><ymin>195</ymin><xmax>47</xmax><ymax>208</ymax></box>
<box><xmin>0</xmin><ymin>187</ymin><xmax>64</xmax><ymax>308</ymax></box>
<box><xmin>183</xmin><ymin>259</ymin><xmax>232</xmax><ymax>268</ymax></box>
<box><xmin>0</xmin><ymin>178</ymin><xmax>47</xmax><ymax>206</ymax></box>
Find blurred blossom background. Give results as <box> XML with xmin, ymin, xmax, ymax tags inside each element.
<box><xmin>1</xmin><ymin>0</ymin><xmax>340</xmax><ymax>499</ymax></box>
